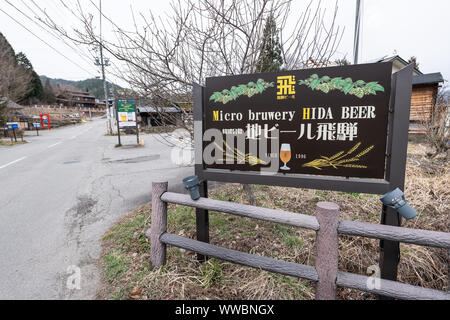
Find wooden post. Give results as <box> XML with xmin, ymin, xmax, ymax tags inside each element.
<box><xmin>315</xmin><ymin>202</ymin><xmax>340</xmax><ymax>300</ymax></box>
<box><xmin>379</xmin><ymin>66</ymin><xmax>413</xmax><ymax>299</ymax></box>
<box><xmin>196</xmin><ymin>180</ymin><xmax>209</xmax><ymax>262</ymax></box>
<box><xmin>193</xmin><ymin>83</ymin><xmax>210</xmax><ymax>262</ymax></box>
<box><xmin>149</xmin><ymin>181</ymin><xmax>168</xmax><ymax>269</ymax></box>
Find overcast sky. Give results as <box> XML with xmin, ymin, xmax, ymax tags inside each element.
<box><xmin>1</xmin><ymin>0</ymin><xmax>449</xmax><ymax>86</ymax></box>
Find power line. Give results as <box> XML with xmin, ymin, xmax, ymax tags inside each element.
<box><xmin>27</xmin><ymin>0</ymin><xmax>97</xmax><ymax>65</ymax></box>
<box><xmin>43</xmin><ymin>0</ymin><xmax>71</xmax><ymax>22</ymax></box>
<box><xmin>0</xmin><ymin>6</ymin><xmax>97</xmax><ymax>77</ymax></box>
<box><xmin>4</xmin><ymin>0</ymin><xmax>98</xmax><ymax>74</ymax></box>
<box><xmin>57</xmin><ymin>0</ymin><xmax>88</xmax><ymax>25</ymax></box>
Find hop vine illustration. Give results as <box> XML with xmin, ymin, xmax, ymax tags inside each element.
<box><xmin>214</xmin><ymin>141</ymin><xmax>268</xmax><ymax>166</ymax></box>
<box><xmin>298</xmin><ymin>74</ymin><xmax>385</xmax><ymax>98</ymax></box>
<box><xmin>302</xmin><ymin>142</ymin><xmax>374</xmax><ymax>170</ymax></box>
<box><xmin>209</xmin><ymin>79</ymin><xmax>275</xmax><ymax>104</ymax></box>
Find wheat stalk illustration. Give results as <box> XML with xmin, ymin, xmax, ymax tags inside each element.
<box><xmin>302</xmin><ymin>142</ymin><xmax>374</xmax><ymax>170</ymax></box>
<box><xmin>214</xmin><ymin>141</ymin><xmax>268</xmax><ymax>166</ymax></box>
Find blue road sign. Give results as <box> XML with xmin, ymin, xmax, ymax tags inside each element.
<box><xmin>33</xmin><ymin>123</ymin><xmax>41</xmax><ymax>128</ymax></box>
<box><xmin>6</xmin><ymin>122</ymin><xmax>19</xmax><ymax>130</ymax></box>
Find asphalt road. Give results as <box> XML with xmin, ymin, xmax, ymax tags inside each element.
<box><xmin>0</xmin><ymin>119</ymin><xmax>193</xmax><ymax>299</ymax></box>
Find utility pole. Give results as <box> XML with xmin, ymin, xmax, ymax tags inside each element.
<box><xmin>353</xmin><ymin>0</ymin><xmax>362</xmax><ymax>64</ymax></box>
<box><xmin>110</xmin><ymin>85</ymin><xmax>121</xmax><ymax>147</ymax></box>
<box><xmin>96</xmin><ymin>0</ymin><xmax>112</xmax><ymax>135</ymax></box>
<box><xmin>95</xmin><ymin>54</ymin><xmax>111</xmax><ymax>133</ymax></box>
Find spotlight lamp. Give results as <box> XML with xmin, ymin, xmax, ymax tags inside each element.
<box><xmin>380</xmin><ymin>188</ymin><xmax>418</xmax><ymax>220</ymax></box>
<box><xmin>183</xmin><ymin>176</ymin><xmax>201</xmax><ymax>201</ymax></box>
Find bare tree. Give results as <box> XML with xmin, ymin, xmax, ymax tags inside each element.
<box><xmin>408</xmin><ymin>56</ymin><xmax>420</xmax><ymax>70</ymax></box>
<box><xmin>34</xmin><ymin>0</ymin><xmax>343</xmax><ymax>143</ymax></box>
<box><xmin>0</xmin><ymin>35</ymin><xmax>32</xmax><ymax>125</ymax></box>
<box><xmin>29</xmin><ymin>0</ymin><xmax>344</xmax><ymax>204</ymax></box>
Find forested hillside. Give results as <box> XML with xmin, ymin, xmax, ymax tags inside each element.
<box><xmin>0</xmin><ymin>32</ymin><xmax>42</xmax><ymax>105</ymax></box>
<box><xmin>40</xmin><ymin>75</ymin><xmax>120</xmax><ymax>100</ymax></box>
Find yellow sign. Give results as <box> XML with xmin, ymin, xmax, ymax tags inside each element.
<box><xmin>277</xmin><ymin>75</ymin><xmax>296</xmax><ymax>100</ymax></box>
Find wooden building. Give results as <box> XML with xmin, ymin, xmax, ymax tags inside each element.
<box><xmin>54</xmin><ymin>84</ymin><xmax>98</xmax><ymax>109</ymax></box>
<box><xmin>56</xmin><ymin>91</ymin><xmax>96</xmax><ymax>109</ymax></box>
<box><xmin>410</xmin><ymin>73</ymin><xmax>444</xmax><ymax>121</ymax></box>
<box><xmin>377</xmin><ymin>56</ymin><xmax>444</xmax><ymax>132</ymax></box>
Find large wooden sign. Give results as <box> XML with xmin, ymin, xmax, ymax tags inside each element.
<box><xmin>203</xmin><ymin>62</ymin><xmax>392</xmax><ymax>180</ymax></box>
<box><xmin>195</xmin><ymin>62</ymin><xmax>413</xmax><ymax>195</ymax></box>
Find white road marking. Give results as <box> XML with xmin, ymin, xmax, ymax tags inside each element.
<box><xmin>69</xmin><ymin>127</ymin><xmax>92</xmax><ymax>140</ymax></box>
<box><xmin>47</xmin><ymin>142</ymin><xmax>62</xmax><ymax>149</ymax></box>
<box><xmin>0</xmin><ymin>157</ymin><xmax>27</xmax><ymax>170</ymax></box>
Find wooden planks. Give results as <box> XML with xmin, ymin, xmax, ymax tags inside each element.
<box><xmin>339</xmin><ymin>220</ymin><xmax>450</xmax><ymax>249</ymax></box>
<box><xmin>160</xmin><ymin>233</ymin><xmax>319</xmax><ymax>281</ymax></box>
<box><xmin>149</xmin><ymin>182</ymin><xmax>168</xmax><ymax>269</ymax></box>
<box><xmin>410</xmin><ymin>85</ymin><xmax>438</xmax><ymax>121</ymax></box>
<box><xmin>337</xmin><ymin>271</ymin><xmax>450</xmax><ymax>300</ymax></box>
<box><xmin>161</xmin><ymin>192</ymin><xmax>320</xmax><ymax>231</ymax></box>
<box><xmin>162</xmin><ymin>192</ymin><xmax>450</xmax><ymax>249</ymax></box>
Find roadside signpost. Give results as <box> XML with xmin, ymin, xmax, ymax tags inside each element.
<box><xmin>6</xmin><ymin>122</ymin><xmax>19</xmax><ymax>142</ymax></box>
<box><xmin>32</xmin><ymin>122</ymin><xmax>41</xmax><ymax>136</ymax></box>
<box><xmin>194</xmin><ymin>62</ymin><xmax>414</xmax><ymax>296</ymax></box>
<box><xmin>117</xmin><ymin>99</ymin><xmax>140</xmax><ymax>146</ymax></box>
<box><xmin>6</xmin><ymin>122</ymin><xmax>18</xmax><ymax>130</ymax></box>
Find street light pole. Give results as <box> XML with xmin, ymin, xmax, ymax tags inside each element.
<box><xmin>353</xmin><ymin>0</ymin><xmax>362</xmax><ymax>65</ymax></box>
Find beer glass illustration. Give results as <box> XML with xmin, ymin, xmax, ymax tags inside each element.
<box><xmin>280</xmin><ymin>144</ymin><xmax>291</xmax><ymax>170</ymax></box>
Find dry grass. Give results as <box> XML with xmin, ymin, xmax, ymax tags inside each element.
<box><xmin>98</xmin><ymin>140</ymin><xmax>449</xmax><ymax>300</ymax></box>
<box><xmin>0</xmin><ymin>139</ymin><xmax>27</xmax><ymax>146</ymax></box>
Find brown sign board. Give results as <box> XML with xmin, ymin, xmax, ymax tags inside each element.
<box><xmin>203</xmin><ymin>62</ymin><xmax>393</xmax><ymax>180</ymax></box>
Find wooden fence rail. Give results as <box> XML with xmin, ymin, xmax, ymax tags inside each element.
<box><xmin>161</xmin><ymin>192</ymin><xmax>450</xmax><ymax>249</ymax></box>
<box><xmin>148</xmin><ymin>181</ymin><xmax>450</xmax><ymax>300</ymax></box>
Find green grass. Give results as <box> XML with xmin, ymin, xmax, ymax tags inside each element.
<box><xmin>103</xmin><ymin>214</ymin><xmax>149</xmax><ymax>250</ymax></box>
<box><xmin>271</xmin><ymin>224</ymin><xmax>303</xmax><ymax>249</ymax></box>
<box><xmin>210</xmin><ymin>212</ymin><xmax>233</xmax><ymax>233</ymax></box>
<box><xmin>167</xmin><ymin>206</ymin><xmax>196</xmax><ymax>230</ymax></box>
<box><xmin>311</xmin><ymin>190</ymin><xmax>328</xmax><ymax>204</ymax></box>
<box><xmin>110</xmin><ymin>288</ymin><xmax>131</xmax><ymax>300</ymax></box>
<box><xmin>272</xmin><ymin>223</ymin><xmax>294</xmax><ymax>236</ymax></box>
<box><xmin>267</xmin><ymin>273</ymin><xmax>312</xmax><ymax>299</ymax></box>
<box><xmin>104</xmin><ymin>251</ymin><xmax>130</xmax><ymax>283</ymax></box>
<box><xmin>342</xmin><ymin>192</ymin><xmax>364</xmax><ymax>200</ymax></box>
<box><xmin>282</xmin><ymin>234</ymin><xmax>304</xmax><ymax>250</ymax></box>
<box><xmin>198</xmin><ymin>258</ymin><xmax>225</xmax><ymax>288</ymax></box>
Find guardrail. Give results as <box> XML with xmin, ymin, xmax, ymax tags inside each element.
<box><xmin>147</xmin><ymin>181</ymin><xmax>450</xmax><ymax>300</ymax></box>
